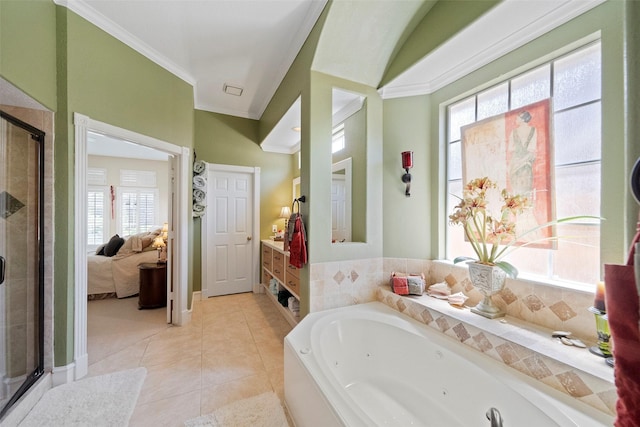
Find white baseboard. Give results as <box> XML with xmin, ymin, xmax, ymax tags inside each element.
<box><xmin>51</xmin><ymin>363</ymin><xmax>75</xmax><ymax>387</ymax></box>
<box><xmin>74</xmin><ymin>353</ymin><xmax>88</xmax><ymax>380</ymax></box>
<box><xmin>191</xmin><ymin>291</ymin><xmax>202</xmax><ymax>302</ymax></box>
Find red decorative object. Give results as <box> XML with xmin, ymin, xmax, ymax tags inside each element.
<box><xmin>401</xmin><ymin>151</ymin><xmax>413</xmax><ymax>169</ymax></box>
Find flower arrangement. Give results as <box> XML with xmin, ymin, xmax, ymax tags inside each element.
<box><xmin>449</xmin><ymin>177</ymin><xmax>595</xmax><ymax>278</ymax></box>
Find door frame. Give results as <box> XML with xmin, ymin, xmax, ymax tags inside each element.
<box><xmin>201</xmin><ymin>163</ymin><xmax>261</xmax><ymax>298</ymax></box>
<box><xmin>72</xmin><ymin>113</ymin><xmax>191</xmax><ymax>380</ymax></box>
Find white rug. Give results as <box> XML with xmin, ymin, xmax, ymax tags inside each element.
<box><xmin>184</xmin><ymin>392</ymin><xmax>289</xmax><ymax>427</ymax></box>
<box><xmin>18</xmin><ymin>367</ymin><xmax>146</xmax><ymax>427</ymax></box>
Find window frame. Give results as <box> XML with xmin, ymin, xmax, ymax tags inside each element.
<box><xmin>87</xmin><ymin>185</ymin><xmax>109</xmax><ymax>250</ymax></box>
<box><xmin>444</xmin><ymin>40</ymin><xmax>602</xmax><ymax>289</ymax></box>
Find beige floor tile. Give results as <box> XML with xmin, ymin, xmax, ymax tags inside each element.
<box><xmin>202</xmin><ymin>350</ymin><xmax>267</xmax><ymax>387</ymax></box>
<box><xmin>130</xmin><ymin>389</ymin><xmax>201</xmax><ymax>427</ymax></box>
<box><xmin>84</xmin><ymin>292</ymin><xmax>291</xmax><ymax>424</ymax></box>
<box><xmin>199</xmin><ymin>372</ymin><xmax>274</xmax><ymax>415</ymax></box>
<box><xmin>137</xmin><ymin>355</ymin><xmax>202</xmax><ymax>405</ymax></box>
<box><xmin>87</xmin><ymin>338</ymin><xmax>149</xmax><ymax>377</ymax></box>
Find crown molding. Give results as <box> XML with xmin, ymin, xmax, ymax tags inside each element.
<box><xmin>380</xmin><ymin>0</ymin><xmax>605</xmax><ymax>100</ymax></box>
<box><xmin>54</xmin><ymin>0</ymin><xmax>196</xmax><ymax>86</ymax></box>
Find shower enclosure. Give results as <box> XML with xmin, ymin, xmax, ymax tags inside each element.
<box><xmin>0</xmin><ymin>111</ymin><xmax>45</xmax><ymax>419</ymax></box>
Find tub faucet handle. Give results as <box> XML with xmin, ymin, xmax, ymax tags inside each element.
<box><xmin>486</xmin><ymin>407</ymin><xmax>503</xmax><ymax>427</ymax></box>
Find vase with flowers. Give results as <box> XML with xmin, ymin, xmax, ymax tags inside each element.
<box><xmin>449</xmin><ymin>177</ymin><xmax>596</xmax><ymax>318</ymax></box>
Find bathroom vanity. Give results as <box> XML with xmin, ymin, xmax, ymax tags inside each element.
<box><xmin>261</xmin><ymin>240</ymin><xmax>300</xmax><ymax>326</ymax></box>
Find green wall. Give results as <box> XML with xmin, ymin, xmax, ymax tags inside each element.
<box><xmin>192</xmin><ymin>110</ymin><xmax>293</xmax><ymax>292</ymax></box>
<box><xmin>382</xmin><ymin>95</ymin><xmax>431</xmax><ymax>258</ymax></box>
<box><xmin>381</xmin><ymin>1</ymin><xmax>636</xmax><ymax>269</ymax></box>
<box><xmin>0</xmin><ymin>0</ymin><xmax>58</xmax><ymax>110</ymax></box>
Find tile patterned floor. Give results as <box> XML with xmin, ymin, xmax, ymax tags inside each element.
<box><xmin>87</xmin><ymin>292</ymin><xmax>293</xmax><ymax>426</ymax></box>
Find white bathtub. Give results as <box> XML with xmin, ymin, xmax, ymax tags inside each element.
<box><xmin>284</xmin><ymin>302</ymin><xmax>612</xmax><ymax>427</ymax></box>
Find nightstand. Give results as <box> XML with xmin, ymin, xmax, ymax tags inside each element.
<box><xmin>138</xmin><ymin>262</ymin><xmax>167</xmax><ymax>309</ymax></box>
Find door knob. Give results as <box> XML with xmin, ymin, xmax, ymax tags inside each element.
<box><xmin>247</xmin><ymin>236</ymin><xmax>252</xmax><ymax>241</ymax></box>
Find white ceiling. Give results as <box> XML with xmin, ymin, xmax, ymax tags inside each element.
<box><xmin>57</xmin><ymin>0</ymin><xmax>327</xmax><ymax>120</ymax></box>
<box><xmin>46</xmin><ymin>0</ymin><xmax>604</xmax><ymax>158</ymax></box>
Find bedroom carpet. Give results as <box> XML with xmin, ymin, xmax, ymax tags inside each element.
<box><xmin>183</xmin><ymin>392</ymin><xmax>289</xmax><ymax>427</ymax></box>
<box><xmin>18</xmin><ymin>367</ymin><xmax>146</xmax><ymax>426</ymax></box>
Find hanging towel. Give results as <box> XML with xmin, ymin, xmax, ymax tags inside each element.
<box><xmin>289</xmin><ymin>214</ymin><xmax>307</xmax><ymax>268</ymax></box>
<box><xmin>604</xmin><ymin>227</ymin><xmax>640</xmax><ymax>427</ymax></box>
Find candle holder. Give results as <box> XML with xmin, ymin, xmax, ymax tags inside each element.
<box><xmin>588</xmin><ymin>306</ymin><xmax>612</xmax><ymax>358</ymax></box>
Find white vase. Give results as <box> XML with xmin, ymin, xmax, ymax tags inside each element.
<box><xmin>468</xmin><ymin>262</ymin><xmax>507</xmax><ymax>319</ymax></box>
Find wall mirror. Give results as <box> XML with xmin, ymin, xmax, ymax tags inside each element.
<box><xmin>331</xmin><ymin>87</ymin><xmax>366</xmax><ymax>243</ymax></box>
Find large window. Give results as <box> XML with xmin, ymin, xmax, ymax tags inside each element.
<box><xmin>118</xmin><ymin>188</ymin><xmax>158</xmax><ymax>236</ymax></box>
<box><xmin>87</xmin><ymin>186</ymin><xmax>108</xmax><ymax>247</ymax></box>
<box><xmin>446</xmin><ymin>42</ymin><xmax>601</xmax><ymax>286</ymax></box>
<box><xmin>87</xmin><ymin>167</ymin><xmax>108</xmax><ymax>248</ymax></box>
<box><xmin>117</xmin><ymin>169</ymin><xmax>159</xmax><ymax>236</ymax></box>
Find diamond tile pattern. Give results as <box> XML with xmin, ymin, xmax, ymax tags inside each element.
<box><xmin>0</xmin><ymin>191</ymin><xmax>25</xmax><ymax>219</ymax></box>
<box><xmin>376</xmin><ymin>287</ymin><xmax>617</xmax><ymax>417</ymax></box>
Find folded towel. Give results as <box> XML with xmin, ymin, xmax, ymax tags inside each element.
<box><xmin>407</xmin><ymin>276</ymin><xmax>426</xmax><ymax>295</ymax></box>
<box><xmin>391</xmin><ymin>277</ymin><xmax>409</xmax><ymax>295</ymax></box>
<box><xmin>193</xmin><ymin>188</ymin><xmax>206</xmax><ymax>203</ymax></box>
<box><xmin>193</xmin><ymin>175</ymin><xmax>207</xmax><ymax>190</ymax></box>
<box><xmin>447</xmin><ymin>292</ymin><xmax>468</xmax><ymax>307</ymax></box>
<box><xmin>193</xmin><ymin>160</ymin><xmax>206</xmax><ymax>174</ymax></box>
<box><xmin>427</xmin><ymin>282</ymin><xmax>451</xmax><ymax>299</ymax></box>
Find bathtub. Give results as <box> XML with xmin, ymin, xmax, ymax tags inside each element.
<box><xmin>284</xmin><ymin>302</ymin><xmax>612</xmax><ymax>427</ymax></box>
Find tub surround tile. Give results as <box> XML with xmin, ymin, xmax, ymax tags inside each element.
<box><xmin>377</xmin><ymin>287</ymin><xmax>616</xmax><ymax>417</ymax></box>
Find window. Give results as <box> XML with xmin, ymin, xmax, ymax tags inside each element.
<box><xmin>332</xmin><ymin>123</ymin><xmax>345</xmax><ymax>154</ymax></box>
<box><xmin>87</xmin><ymin>168</ymin><xmax>108</xmax><ymax>248</ymax></box>
<box><xmin>446</xmin><ymin>42</ymin><xmax>601</xmax><ymax>286</ymax></box>
<box><xmin>87</xmin><ymin>186</ymin><xmax>108</xmax><ymax>247</ymax></box>
<box><xmin>118</xmin><ymin>188</ymin><xmax>158</xmax><ymax>236</ymax></box>
<box><xmin>117</xmin><ymin>169</ymin><xmax>159</xmax><ymax>236</ymax></box>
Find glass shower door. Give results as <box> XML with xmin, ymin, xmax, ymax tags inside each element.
<box><xmin>0</xmin><ymin>111</ymin><xmax>44</xmax><ymax>419</ymax></box>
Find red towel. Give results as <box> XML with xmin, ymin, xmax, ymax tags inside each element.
<box><xmin>391</xmin><ymin>277</ymin><xmax>409</xmax><ymax>295</ymax></box>
<box><xmin>289</xmin><ymin>215</ymin><xmax>307</xmax><ymax>268</ymax></box>
<box><xmin>605</xmin><ymin>262</ymin><xmax>640</xmax><ymax>427</ymax></box>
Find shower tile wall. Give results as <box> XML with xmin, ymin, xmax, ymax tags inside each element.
<box><xmin>1</xmin><ymin>105</ymin><xmax>54</xmax><ymax>373</ymax></box>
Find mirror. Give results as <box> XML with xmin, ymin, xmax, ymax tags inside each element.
<box><xmin>331</xmin><ymin>88</ymin><xmax>366</xmax><ymax>243</ymax></box>
<box><xmin>293</xmin><ymin>176</ymin><xmax>301</xmax><ymax>201</ymax></box>
<box><xmin>331</xmin><ymin>158</ymin><xmax>352</xmax><ymax>242</ymax></box>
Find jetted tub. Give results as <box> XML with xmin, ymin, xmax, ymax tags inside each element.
<box><xmin>284</xmin><ymin>302</ymin><xmax>612</xmax><ymax>427</ymax></box>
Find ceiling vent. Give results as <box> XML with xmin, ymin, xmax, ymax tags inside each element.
<box><xmin>223</xmin><ymin>84</ymin><xmax>243</xmax><ymax>96</ymax></box>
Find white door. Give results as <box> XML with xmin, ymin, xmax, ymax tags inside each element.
<box><xmin>203</xmin><ymin>167</ymin><xmax>254</xmax><ymax>297</ymax></box>
<box><xmin>331</xmin><ymin>174</ymin><xmax>351</xmax><ymax>242</ymax></box>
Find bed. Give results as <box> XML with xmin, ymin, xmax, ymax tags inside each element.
<box><xmin>87</xmin><ymin>230</ymin><xmax>162</xmax><ymax>298</ymax></box>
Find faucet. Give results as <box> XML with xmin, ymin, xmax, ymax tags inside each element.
<box><xmin>486</xmin><ymin>407</ymin><xmax>503</xmax><ymax>427</ymax></box>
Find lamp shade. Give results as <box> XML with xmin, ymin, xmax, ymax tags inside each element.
<box><xmin>152</xmin><ymin>236</ymin><xmax>166</xmax><ymax>248</ymax></box>
<box><xmin>279</xmin><ymin>206</ymin><xmax>291</xmax><ymax>218</ymax></box>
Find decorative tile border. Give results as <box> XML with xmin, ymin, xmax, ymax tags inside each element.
<box><xmin>377</xmin><ymin>287</ymin><xmax>617</xmax><ymax>417</ymax></box>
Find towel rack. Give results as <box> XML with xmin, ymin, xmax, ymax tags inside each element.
<box><xmin>291</xmin><ymin>195</ymin><xmax>306</xmax><ymax>213</ymax></box>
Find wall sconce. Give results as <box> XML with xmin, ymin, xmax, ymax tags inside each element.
<box><xmin>401</xmin><ymin>151</ymin><xmax>413</xmax><ymax>197</ymax></box>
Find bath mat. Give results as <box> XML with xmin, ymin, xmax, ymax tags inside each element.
<box><xmin>184</xmin><ymin>391</ymin><xmax>289</xmax><ymax>427</ymax></box>
<box><xmin>18</xmin><ymin>367</ymin><xmax>146</xmax><ymax>426</ymax></box>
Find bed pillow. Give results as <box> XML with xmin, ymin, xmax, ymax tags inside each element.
<box><xmin>103</xmin><ymin>234</ymin><xmax>125</xmax><ymax>257</ymax></box>
<box><xmin>95</xmin><ymin>243</ymin><xmax>107</xmax><ymax>256</ymax></box>
<box><xmin>118</xmin><ymin>230</ymin><xmax>160</xmax><ymax>255</ymax></box>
